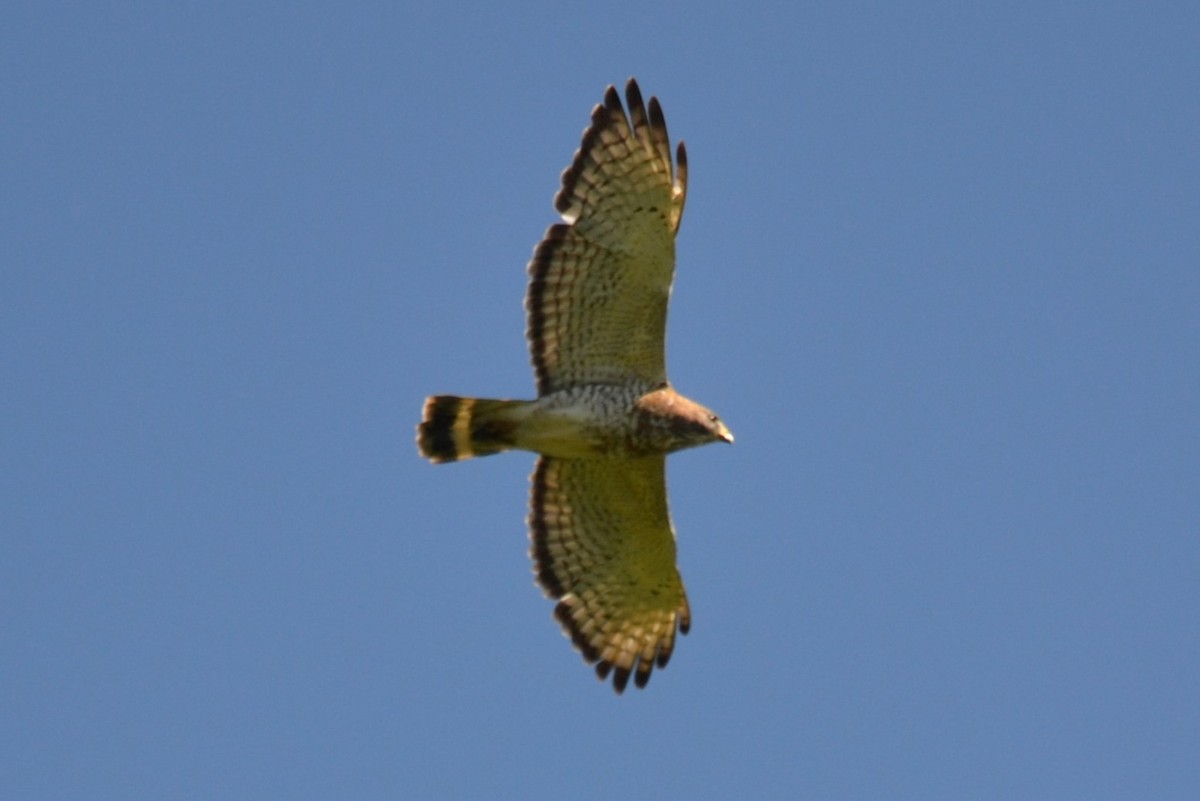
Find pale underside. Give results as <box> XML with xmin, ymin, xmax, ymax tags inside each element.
<box><xmin>526</xmin><ymin>79</ymin><xmax>687</xmax><ymax>395</ymax></box>
<box><xmin>530</xmin><ymin>455</ymin><xmax>690</xmax><ymax>691</ymax></box>
<box><xmin>522</xmin><ymin>80</ymin><xmax>694</xmax><ymax>691</ymax></box>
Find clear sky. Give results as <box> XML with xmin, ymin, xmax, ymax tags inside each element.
<box><xmin>4</xmin><ymin>2</ymin><xmax>1198</xmax><ymax>799</ymax></box>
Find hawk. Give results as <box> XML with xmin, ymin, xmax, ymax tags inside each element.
<box><xmin>417</xmin><ymin>79</ymin><xmax>732</xmax><ymax>693</ymax></box>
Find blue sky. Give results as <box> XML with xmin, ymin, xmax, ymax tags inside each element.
<box><xmin>4</xmin><ymin>2</ymin><xmax>1198</xmax><ymax>798</ymax></box>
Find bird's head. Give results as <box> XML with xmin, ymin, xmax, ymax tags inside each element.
<box><xmin>634</xmin><ymin>387</ymin><xmax>733</xmax><ymax>453</ymax></box>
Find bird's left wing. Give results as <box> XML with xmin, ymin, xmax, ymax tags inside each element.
<box><xmin>528</xmin><ymin>454</ymin><xmax>691</xmax><ymax>693</ymax></box>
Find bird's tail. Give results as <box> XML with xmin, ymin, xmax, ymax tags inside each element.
<box><xmin>417</xmin><ymin>396</ymin><xmax>529</xmax><ymax>463</ymax></box>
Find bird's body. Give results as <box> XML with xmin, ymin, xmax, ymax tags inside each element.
<box><xmin>420</xmin><ymin>383</ymin><xmax>728</xmax><ymax>463</ymax></box>
<box><xmin>418</xmin><ymin>79</ymin><xmax>730</xmax><ymax>693</ymax></box>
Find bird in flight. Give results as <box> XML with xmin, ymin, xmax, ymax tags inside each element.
<box><xmin>417</xmin><ymin>79</ymin><xmax>732</xmax><ymax>693</ymax></box>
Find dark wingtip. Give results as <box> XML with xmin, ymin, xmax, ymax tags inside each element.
<box><xmin>624</xmin><ymin>78</ymin><xmax>644</xmax><ymax>113</ymax></box>
<box><xmin>647</xmin><ymin>95</ymin><xmax>665</xmax><ymax>133</ymax></box>
<box><xmin>612</xmin><ymin>665</ymin><xmax>632</xmax><ymax>694</ymax></box>
<box><xmin>634</xmin><ymin>663</ymin><xmax>653</xmax><ymax>689</ymax></box>
<box><xmin>603</xmin><ymin>84</ymin><xmax>622</xmax><ymax>113</ymax></box>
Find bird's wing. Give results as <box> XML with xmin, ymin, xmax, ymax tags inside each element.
<box><xmin>528</xmin><ymin>454</ymin><xmax>690</xmax><ymax>693</ymax></box>
<box><xmin>526</xmin><ymin>79</ymin><xmax>688</xmax><ymax>394</ymax></box>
